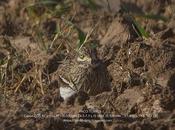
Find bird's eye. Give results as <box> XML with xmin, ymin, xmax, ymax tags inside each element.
<box><xmin>79</xmin><ymin>54</ymin><xmax>85</xmax><ymax>59</ymax></box>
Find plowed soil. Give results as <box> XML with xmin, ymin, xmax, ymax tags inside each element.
<box><xmin>0</xmin><ymin>0</ymin><xmax>175</xmax><ymax>130</ymax></box>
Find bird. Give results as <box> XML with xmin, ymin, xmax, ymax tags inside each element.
<box><xmin>52</xmin><ymin>47</ymin><xmax>111</xmax><ymax>100</ymax></box>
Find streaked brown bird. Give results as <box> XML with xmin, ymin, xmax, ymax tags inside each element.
<box><xmin>52</xmin><ymin>47</ymin><xmax>111</xmax><ymax>99</ymax></box>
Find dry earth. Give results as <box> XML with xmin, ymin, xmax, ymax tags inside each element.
<box><xmin>0</xmin><ymin>0</ymin><xmax>175</xmax><ymax>130</ymax></box>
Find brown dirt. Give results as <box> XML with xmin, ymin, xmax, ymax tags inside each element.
<box><xmin>0</xmin><ymin>0</ymin><xmax>175</xmax><ymax>130</ymax></box>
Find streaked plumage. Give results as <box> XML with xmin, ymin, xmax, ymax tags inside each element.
<box><xmin>52</xmin><ymin>48</ymin><xmax>111</xmax><ymax>98</ymax></box>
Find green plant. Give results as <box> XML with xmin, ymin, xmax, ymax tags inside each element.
<box><xmin>121</xmin><ymin>5</ymin><xmax>149</xmax><ymax>39</ymax></box>
<box><xmin>121</xmin><ymin>4</ymin><xmax>168</xmax><ymax>39</ymax></box>
<box><xmin>25</xmin><ymin>0</ymin><xmax>73</xmax><ymax>52</ymax></box>
<box><xmin>138</xmin><ymin>13</ymin><xmax>167</xmax><ymax>22</ymax></box>
<box><xmin>35</xmin><ymin>28</ymin><xmax>49</xmax><ymax>51</ymax></box>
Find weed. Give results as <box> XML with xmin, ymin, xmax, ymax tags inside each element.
<box><xmin>121</xmin><ymin>3</ymin><xmax>168</xmax><ymax>39</ymax></box>
<box><xmin>121</xmin><ymin>5</ymin><xmax>150</xmax><ymax>39</ymax></box>
<box><xmin>25</xmin><ymin>0</ymin><xmax>72</xmax><ymax>52</ymax></box>
<box><xmin>25</xmin><ymin>0</ymin><xmax>98</xmax><ymax>55</ymax></box>
<box><xmin>35</xmin><ymin>28</ymin><xmax>49</xmax><ymax>51</ymax></box>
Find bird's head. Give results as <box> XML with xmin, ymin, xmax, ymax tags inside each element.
<box><xmin>76</xmin><ymin>47</ymin><xmax>100</xmax><ymax>68</ymax></box>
